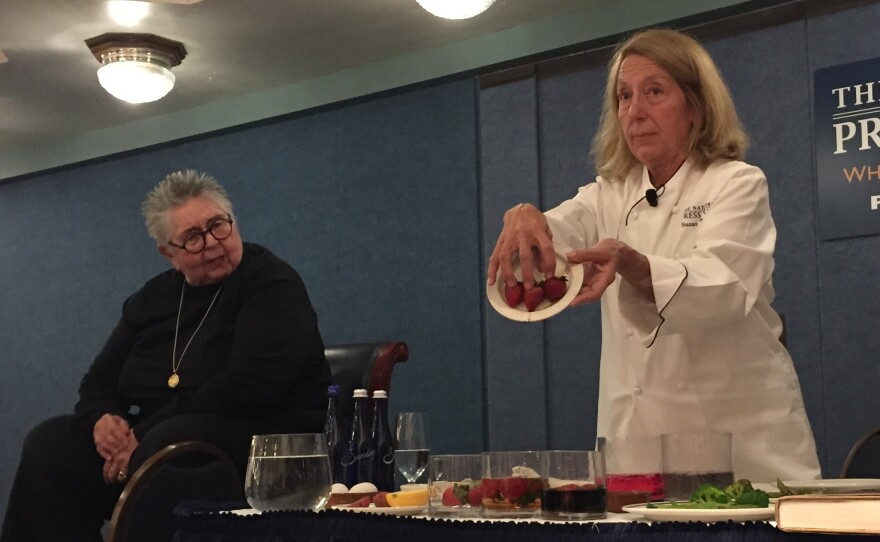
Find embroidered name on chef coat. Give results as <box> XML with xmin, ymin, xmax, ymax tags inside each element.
<box><xmin>681</xmin><ymin>201</ymin><xmax>713</xmax><ymax>227</ymax></box>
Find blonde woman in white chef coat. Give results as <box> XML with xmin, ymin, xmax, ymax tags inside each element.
<box><xmin>487</xmin><ymin>28</ymin><xmax>821</xmax><ymax>482</ymax></box>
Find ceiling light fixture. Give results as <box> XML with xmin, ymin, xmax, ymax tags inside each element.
<box><xmin>107</xmin><ymin>1</ymin><xmax>151</xmax><ymax>27</ymax></box>
<box><xmin>85</xmin><ymin>33</ymin><xmax>186</xmax><ymax>104</ymax></box>
<box><xmin>415</xmin><ymin>0</ymin><xmax>497</xmax><ymax>19</ymax></box>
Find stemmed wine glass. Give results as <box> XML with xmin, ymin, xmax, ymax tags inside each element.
<box><xmin>394</xmin><ymin>412</ymin><xmax>429</xmax><ymax>484</ymax></box>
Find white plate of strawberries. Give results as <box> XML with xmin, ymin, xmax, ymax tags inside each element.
<box><xmin>486</xmin><ymin>241</ymin><xmax>584</xmax><ymax>322</ymax></box>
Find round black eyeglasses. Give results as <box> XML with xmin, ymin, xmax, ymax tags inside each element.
<box><xmin>168</xmin><ymin>217</ymin><xmax>234</xmax><ymax>254</ymax></box>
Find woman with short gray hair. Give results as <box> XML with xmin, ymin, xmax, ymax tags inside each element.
<box><xmin>3</xmin><ymin>169</ymin><xmax>331</xmax><ymax>541</ymax></box>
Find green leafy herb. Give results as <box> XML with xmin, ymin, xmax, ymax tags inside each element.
<box><xmin>649</xmin><ymin>479</ymin><xmax>770</xmax><ymax>510</ymax></box>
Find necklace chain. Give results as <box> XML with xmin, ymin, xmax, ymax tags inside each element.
<box><xmin>168</xmin><ymin>281</ymin><xmax>223</xmax><ymax>388</ymax></box>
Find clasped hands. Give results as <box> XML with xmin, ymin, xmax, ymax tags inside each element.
<box><xmin>93</xmin><ymin>413</ymin><xmax>139</xmax><ymax>485</ymax></box>
<box><xmin>488</xmin><ymin>203</ymin><xmax>653</xmax><ymax>304</ymax></box>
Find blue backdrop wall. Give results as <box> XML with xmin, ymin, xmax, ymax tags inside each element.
<box><xmin>2</xmin><ymin>1</ymin><xmax>880</xmax><ymax>523</ymax></box>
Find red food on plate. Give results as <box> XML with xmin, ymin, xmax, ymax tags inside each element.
<box><xmin>372</xmin><ymin>491</ymin><xmax>389</xmax><ymax>507</ymax></box>
<box><xmin>349</xmin><ymin>496</ymin><xmax>372</xmax><ymax>508</ymax></box>
<box><xmin>523</xmin><ymin>286</ymin><xmax>545</xmax><ymax>312</ymax></box>
<box><xmin>504</xmin><ymin>281</ymin><xmax>524</xmax><ymax>307</ymax></box>
<box><xmin>543</xmin><ymin>275</ymin><xmax>568</xmax><ymax>302</ymax></box>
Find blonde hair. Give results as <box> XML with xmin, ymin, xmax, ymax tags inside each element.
<box><xmin>592</xmin><ymin>28</ymin><xmax>749</xmax><ymax>180</ymax></box>
<box><xmin>142</xmin><ymin>170</ymin><xmax>235</xmax><ymax>244</ymax></box>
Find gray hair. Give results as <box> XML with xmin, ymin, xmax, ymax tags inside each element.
<box><xmin>142</xmin><ymin>170</ymin><xmax>235</xmax><ymax>244</ymax></box>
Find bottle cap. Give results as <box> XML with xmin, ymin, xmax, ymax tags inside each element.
<box><xmin>353</xmin><ymin>388</ymin><xmax>368</xmax><ymax>398</ymax></box>
<box><xmin>327</xmin><ymin>384</ymin><xmax>339</xmax><ymax>395</ymax></box>
<box><xmin>373</xmin><ymin>390</ymin><xmax>387</xmax><ymax>399</ymax></box>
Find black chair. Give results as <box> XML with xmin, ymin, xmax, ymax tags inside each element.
<box><xmin>325</xmin><ymin>341</ymin><xmax>410</xmax><ymax>425</ymax></box>
<box><xmin>105</xmin><ymin>341</ymin><xmax>409</xmax><ymax>541</ymax></box>
<box><xmin>839</xmin><ymin>422</ymin><xmax>880</xmax><ymax>478</ymax></box>
<box><xmin>105</xmin><ymin>441</ymin><xmax>242</xmax><ymax>542</ymax></box>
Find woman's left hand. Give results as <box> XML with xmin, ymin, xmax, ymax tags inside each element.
<box><xmin>567</xmin><ymin>238</ymin><xmax>654</xmax><ymax>305</ymax></box>
<box><xmin>102</xmin><ymin>432</ymin><xmax>139</xmax><ymax>485</ymax></box>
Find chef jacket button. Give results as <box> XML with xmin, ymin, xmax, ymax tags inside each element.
<box><xmin>672</xmin><ymin>205</ymin><xmax>679</xmax><ymax>212</ymax></box>
<box><xmin>633</xmin><ymin>386</ymin><xmax>643</xmax><ymax>396</ymax></box>
<box><xmin>631</xmin><ymin>211</ymin><xmax>639</xmax><ymax>220</ymax></box>
<box><xmin>676</xmin><ymin>381</ymin><xmax>686</xmax><ymax>391</ymax></box>
<box><xmin>625</xmin><ymin>328</ymin><xmax>634</xmax><ymax>336</ymax></box>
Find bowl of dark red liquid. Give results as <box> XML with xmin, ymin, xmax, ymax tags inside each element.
<box><xmin>541</xmin><ymin>450</ymin><xmax>606</xmax><ymax>520</ymax></box>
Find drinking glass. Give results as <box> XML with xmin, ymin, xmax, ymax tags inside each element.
<box><xmin>428</xmin><ymin>454</ymin><xmax>482</xmax><ymax>517</ymax></box>
<box><xmin>604</xmin><ymin>435</ymin><xmax>665</xmax><ymax>501</ymax></box>
<box><xmin>394</xmin><ymin>412</ymin><xmax>429</xmax><ymax>484</ymax></box>
<box><xmin>481</xmin><ymin>450</ymin><xmax>543</xmax><ymax>518</ymax></box>
<box><xmin>661</xmin><ymin>432</ymin><xmax>734</xmax><ymax>501</ymax></box>
<box><xmin>541</xmin><ymin>450</ymin><xmax>607</xmax><ymax>520</ymax></box>
<box><xmin>244</xmin><ymin>433</ymin><xmax>331</xmax><ymax>512</ymax></box>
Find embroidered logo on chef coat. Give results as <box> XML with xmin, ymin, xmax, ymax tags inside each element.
<box><xmin>681</xmin><ymin>201</ymin><xmax>713</xmax><ymax>227</ymax></box>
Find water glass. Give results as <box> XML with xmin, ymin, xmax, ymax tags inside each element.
<box><xmin>428</xmin><ymin>454</ymin><xmax>482</xmax><ymax>517</ymax></box>
<box><xmin>244</xmin><ymin>433</ymin><xmax>331</xmax><ymax>512</ymax></box>
<box><xmin>661</xmin><ymin>432</ymin><xmax>734</xmax><ymax>500</ymax></box>
<box><xmin>481</xmin><ymin>450</ymin><xmax>543</xmax><ymax>518</ymax></box>
<box><xmin>541</xmin><ymin>450</ymin><xmax>607</xmax><ymax>520</ymax></box>
<box><xmin>603</xmin><ymin>435</ymin><xmax>665</xmax><ymax>501</ymax></box>
<box><xmin>395</xmin><ymin>412</ymin><xmax>429</xmax><ymax>484</ymax></box>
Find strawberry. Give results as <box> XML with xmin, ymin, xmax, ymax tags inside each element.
<box><xmin>523</xmin><ymin>285</ymin><xmax>545</xmax><ymax>312</ymax></box>
<box><xmin>499</xmin><ymin>477</ymin><xmax>529</xmax><ymax>501</ymax></box>
<box><xmin>350</xmin><ymin>496</ymin><xmax>372</xmax><ymax>508</ymax></box>
<box><xmin>467</xmin><ymin>485</ymin><xmax>482</xmax><ymax>506</ymax></box>
<box><xmin>442</xmin><ymin>487</ymin><xmax>461</xmax><ymax>506</ymax></box>
<box><xmin>543</xmin><ymin>275</ymin><xmax>568</xmax><ymax>302</ymax></box>
<box><xmin>481</xmin><ymin>478</ymin><xmax>500</xmax><ymax>500</ymax></box>
<box><xmin>372</xmin><ymin>491</ymin><xmax>389</xmax><ymax>507</ymax></box>
<box><xmin>504</xmin><ymin>281</ymin><xmax>524</xmax><ymax>307</ymax></box>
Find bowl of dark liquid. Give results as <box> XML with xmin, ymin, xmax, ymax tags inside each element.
<box><xmin>541</xmin><ymin>450</ymin><xmax>607</xmax><ymax>520</ymax></box>
<box><xmin>541</xmin><ymin>483</ymin><xmax>607</xmax><ymax>519</ymax></box>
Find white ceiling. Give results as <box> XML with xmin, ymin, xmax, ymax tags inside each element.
<box><xmin>0</xmin><ymin>0</ymin><xmax>742</xmax><ymax>180</ymax></box>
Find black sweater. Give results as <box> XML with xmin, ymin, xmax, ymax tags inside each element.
<box><xmin>75</xmin><ymin>243</ymin><xmax>330</xmax><ymax>440</ymax></box>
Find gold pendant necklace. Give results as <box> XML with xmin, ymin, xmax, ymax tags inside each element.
<box><xmin>169</xmin><ymin>281</ymin><xmax>223</xmax><ymax>388</ymax></box>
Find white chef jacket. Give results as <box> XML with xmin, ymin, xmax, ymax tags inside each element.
<box><xmin>544</xmin><ymin>158</ymin><xmax>821</xmax><ymax>482</ymax></box>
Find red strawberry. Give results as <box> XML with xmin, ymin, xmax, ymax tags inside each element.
<box><xmin>543</xmin><ymin>275</ymin><xmax>568</xmax><ymax>302</ymax></box>
<box><xmin>467</xmin><ymin>485</ymin><xmax>482</xmax><ymax>506</ymax></box>
<box><xmin>499</xmin><ymin>477</ymin><xmax>529</xmax><ymax>501</ymax></box>
<box><xmin>523</xmin><ymin>285</ymin><xmax>545</xmax><ymax>312</ymax></box>
<box><xmin>441</xmin><ymin>487</ymin><xmax>460</xmax><ymax>506</ymax></box>
<box><xmin>481</xmin><ymin>478</ymin><xmax>500</xmax><ymax>500</ymax></box>
<box><xmin>372</xmin><ymin>491</ymin><xmax>389</xmax><ymax>507</ymax></box>
<box><xmin>350</xmin><ymin>496</ymin><xmax>372</xmax><ymax>508</ymax></box>
<box><xmin>504</xmin><ymin>281</ymin><xmax>524</xmax><ymax>307</ymax></box>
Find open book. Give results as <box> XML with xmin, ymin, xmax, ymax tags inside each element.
<box><xmin>775</xmin><ymin>494</ymin><xmax>880</xmax><ymax>534</ymax></box>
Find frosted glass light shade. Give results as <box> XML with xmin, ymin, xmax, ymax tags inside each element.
<box><xmin>107</xmin><ymin>1</ymin><xmax>151</xmax><ymax>27</ymax></box>
<box><xmin>415</xmin><ymin>0</ymin><xmax>496</xmax><ymax>19</ymax></box>
<box><xmin>97</xmin><ymin>60</ymin><xmax>175</xmax><ymax>104</ymax></box>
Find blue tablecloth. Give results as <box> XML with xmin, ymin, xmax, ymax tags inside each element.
<box><xmin>171</xmin><ymin>502</ymin><xmax>873</xmax><ymax>542</ymax></box>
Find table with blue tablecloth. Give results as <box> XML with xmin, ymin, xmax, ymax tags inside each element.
<box><xmin>171</xmin><ymin>503</ymin><xmax>871</xmax><ymax>542</ymax></box>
